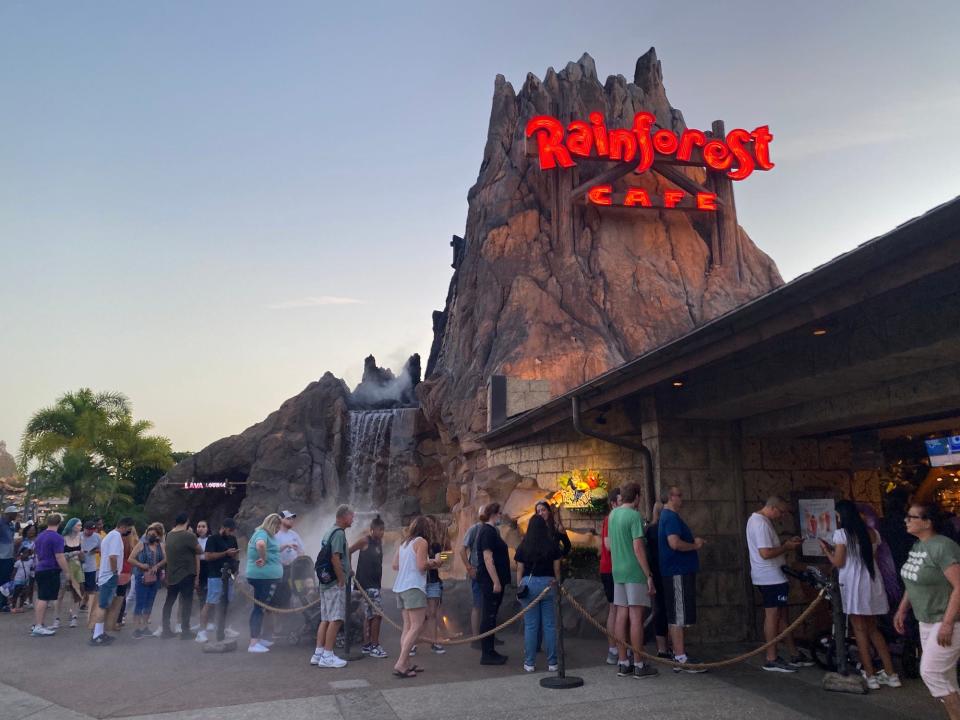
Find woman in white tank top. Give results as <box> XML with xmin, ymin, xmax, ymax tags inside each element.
<box><xmin>392</xmin><ymin>516</ymin><xmax>441</xmax><ymax>678</ymax></box>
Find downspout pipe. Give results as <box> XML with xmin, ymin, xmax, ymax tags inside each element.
<box><xmin>571</xmin><ymin>395</ymin><xmax>656</xmax><ymax>519</ymax></box>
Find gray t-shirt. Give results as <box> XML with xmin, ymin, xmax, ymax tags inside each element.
<box><xmin>463</xmin><ymin>522</ymin><xmax>482</xmax><ymax>568</ymax></box>
<box><xmin>80</xmin><ymin>532</ymin><xmax>101</xmax><ymax>572</ymax></box>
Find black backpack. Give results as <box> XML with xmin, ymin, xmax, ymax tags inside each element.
<box><xmin>314</xmin><ymin>527</ymin><xmax>345</xmax><ymax>585</ymax></box>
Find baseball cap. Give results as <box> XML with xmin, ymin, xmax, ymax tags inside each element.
<box><xmin>83</xmin><ymin>520</ymin><xmax>97</xmax><ymax>530</ymax></box>
<box><xmin>4</xmin><ymin>505</ymin><xmax>20</xmax><ymax>514</ymax></box>
<box><xmin>222</xmin><ymin>518</ymin><xmax>237</xmax><ymax>529</ymax></box>
<box><xmin>279</xmin><ymin>510</ymin><xmax>297</xmax><ymax>519</ymax></box>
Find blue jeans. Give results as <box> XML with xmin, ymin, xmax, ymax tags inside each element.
<box><xmin>134</xmin><ymin>576</ymin><xmax>159</xmax><ymax>616</ymax></box>
<box><xmin>520</xmin><ymin>576</ymin><xmax>556</xmax><ymax>667</ymax></box>
<box><xmin>248</xmin><ymin>578</ymin><xmax>277</xmax><ymax>639</ymax></box>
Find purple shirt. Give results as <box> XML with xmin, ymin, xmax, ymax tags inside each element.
<box><xmin>34</xmin><ymin>529</ymin><xmax>65</xmax><ymax>572</ymax></box>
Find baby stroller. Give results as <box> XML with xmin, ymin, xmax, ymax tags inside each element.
<box><xmin>282</xmin><ymin>556</ymin><xmax>323</xmax><ymax>646</ymax></box>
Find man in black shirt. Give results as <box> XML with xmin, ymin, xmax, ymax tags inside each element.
<box><xmin>195</xmin><ymin>518</ymin><xmax>240</xmax><ymax>642</ymax></box>
<box><xmin>475</xmin><ymin>502</ymin><xmax>511</xmax><ymax>665</ymax></box>
<box><xmin>354</xmin><ymin>515</ymin><xmax>387</xmax><ymax>658</ymax></box>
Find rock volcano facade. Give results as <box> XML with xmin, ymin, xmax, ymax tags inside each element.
<box><xmin>419</xmin><ymin>49</ymin><xmax>782</xmax><ymax>497</ymax></box>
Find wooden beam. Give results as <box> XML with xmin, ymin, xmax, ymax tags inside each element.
<box><xmin>651</xmin><ymin>162</ymin><xmax>726</xmax><ymax>207</ymax></box>
<box><xmin>711</xmin><ymin>120</ymin><xmax>740</xmax><ymax>281</ymax></box>
<box><xmin>569</xmin><ymin>161</ymin><xmax>638</xmax><ymax>202</ymax></box>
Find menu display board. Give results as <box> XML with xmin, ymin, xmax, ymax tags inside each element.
<box><xmin>799</xmin><ymin>498</ymin><xmax>836</xmax><ymax>558</ymax></box>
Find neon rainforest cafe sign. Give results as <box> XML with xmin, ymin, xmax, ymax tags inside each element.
<box><xmin>525</xmin><ymin>112</ymin><xmax>774</xmax><ymax>210</ymax></box>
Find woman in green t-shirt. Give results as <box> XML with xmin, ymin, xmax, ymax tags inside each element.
<box><xmin>894</xmin><ymin>503</ymin><xmax>960</xmax><ymax>718</ymax></box>
<box><xmin>245</xmin><ymin>513</ymin><xmax>283</xmax><ymax>654</ymax></box>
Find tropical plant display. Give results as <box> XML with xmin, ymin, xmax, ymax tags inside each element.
<box><xmin>553</xmin><ymin>468</ymin><xmax>608</xmax><ymax>512</ymax></box>
<box><xmin>18</xmin><ymin>388</ymin><xmax>177</xmax><ymax>521</ymax></box>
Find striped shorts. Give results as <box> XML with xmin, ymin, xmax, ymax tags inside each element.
<box><xmin>663</xmin><ymin>573</ymin><xmax>697</xmax><ymax>627</ymax></box>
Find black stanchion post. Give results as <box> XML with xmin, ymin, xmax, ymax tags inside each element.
<box><xmin>540</xmin><ymin>581</ymin><xmax>584</xmax><ymax>689</ymax></box>
<box><xmin>216</xmin><ymin>566</ymin><xmax>229</xmax><ymax>642</ymax></box>
<box><xmin>343</xmin><ymin>574</ymin><xmax>364</xmax><ymax>661</ymax></box>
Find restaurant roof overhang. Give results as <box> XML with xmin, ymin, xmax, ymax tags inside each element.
<box><xmin>480</xmin><ymin>195</ymin><xmax>960</xmax><ymax>448</ymax></box>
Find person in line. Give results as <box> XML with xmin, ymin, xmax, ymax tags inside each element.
<box><xmin>608</xmin><ymin>482</ymin><xmax>658</xmax><ymax>679</ymax></box>
<box><xmin>195</xmin><ymin>520</ymin><xmax>210</xmax><ymax>613</ymax></box>
<box><xmin>11</xmin><ymin>546</ymin><xmax>35</xmax><ymax>612</ymax></box>
<box><xmin>392</xmin><ymin>515</ymin><xmax>442</xmax><ymax>678</ymax></box>
<box><xmin>477</xmin><ymin>502</ymin><xmax>511</xmax><ymax>665</ymax></box>
<box><xmin>355</xmin><ymin>514</ymin><xmax>388</xmax><ymax>658</ymax></box>
<box><xmin>820</xmin><ymin>499</ymin><xmax>899</xmax><ymax>690</ymax></box>
<box><xmin>274</xmin><ymin>510</ymin><xmax>304</xmax><ymax>611</ymax></box>
<box><xmin>110</xmin><ymin>524</ymin><xmax>137</xmax><ymax>630</ymax></box>
<box><xmin>535</xmin><ymin>500</ymin><xmax>572</xmax><ymax>558</ymax></box>
<box><xmin>90</xmin><ymin>516</ymin><xmax>133</xmax><ymax>645</ymax></box>
<box><xmin>196</xmin><ymin>518</ymin><xmax>240</xmax><ymax>642</ymax></box>
<box><xmin>745</xmin><ymin>496</ymin><xmax>811</xmax><ymax>672</ymax></box>
<box><xmin>31</xmin><ymin>514</ymin><xmax>70</xmax><ymax>636</ymax></box>
<box><xmin>18</xmin><ymin>522</ymin><xmax>37</xmax><ymax>609</ymax></box>
<box><xmin>247</xmin><ymin>512</ymin><xmax>283</xmax><ymax>653</ymax></box>
<box><xmin>515</xmin><ymin>514</ymin><xmax>562</xmax><ymax>672</ymax></box>
<box><xmin>895</xmin><ymin>503</ymin><xmax>960</xmax><ymax>719</ymax></box>
<box><xmin>80</xmin><ymin>520</ymin><xmax>101</xmax><ymax>617</ymax></box>
<box><xmin>603</xmin><ymin>488</ymin><xmax>637</xmax><ymax>664</ymax></box>
<box><xmin>310</xmin><ymin>505</ymin><xmax>354</xmax><ymax>668</ymax></box>
<box><xmin>0</xmin><ymin>505</ymin><xmax>19</xmax><ymax>613</ymax></box>
<box><xmin>459</xmin><ymin>507</ymin><xmax>486</xmax><ymax>649</ymax></box>
<box><xmin>160</xmin><ymin>512</ymin><xmax>200</xmax><ymax>639</ymax></box>
<box><xmin>658</xmin><ymin>486</ymin><xmax>706</xmax><ymax>672</ymax></box>
<box><xmin>423</xmin><ymin>515</ymin><xmax>448</xmax><ymax>655</ymax></box>
<box><xmin>128</xmin><ymin>522</ymin><xmax>166</xmax><ymax>639</ymax></box>
<box><xmin>55</xmin><ymin>517</ymin><xmax>85</xmax><ymax>629</ymax></box>
<box><xmin>642</xmin><ymin>499</ymin><xmax>670</xmax><ymax>660</ymax></box>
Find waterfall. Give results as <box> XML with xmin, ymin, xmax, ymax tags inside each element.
<box><xmin>346</xmin><ymin>408</ymin><xmax>418</xmax><ymax>515</ymax></box>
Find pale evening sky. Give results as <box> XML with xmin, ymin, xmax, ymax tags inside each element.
<box><xmin>2</xmin><ymin>1</ymin><xmax>959</xmax><ymax>455</ymax></box>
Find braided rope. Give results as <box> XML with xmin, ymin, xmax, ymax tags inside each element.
<box><xmin>559</xmin><ymin>584</ymin><xmax>827</xmax><ymax>670</ymax></box>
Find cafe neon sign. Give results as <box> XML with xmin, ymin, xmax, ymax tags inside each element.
<box><xmin>525</xmin><ymin>112</ymin><xmax>774</xmax><ymax>211</ymax></box>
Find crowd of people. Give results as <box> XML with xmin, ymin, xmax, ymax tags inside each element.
<box><xmin>2</xmin><ymin>488</ymin><xmax>960</xmax><ymax>715</ymax></box>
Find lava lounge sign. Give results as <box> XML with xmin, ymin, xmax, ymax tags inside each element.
<box><xmin>525</xmin><ymin>112</ymin><xmax>773</xmax><ymax>212</ymax></box>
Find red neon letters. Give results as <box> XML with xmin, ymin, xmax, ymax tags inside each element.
<box><xmin>587</xmin><ymin>187</ymin><xmax>718</xmax><ymax>211</ymax></box>
<box><xmin>526</xmin><ymin>113</ymin><xmax>774</xmax><ymax>180</ymax></box>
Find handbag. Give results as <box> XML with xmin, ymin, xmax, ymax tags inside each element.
<box><xmin>142</xmin><ymin>568</ymin><xmax>157</xmax><ymax>585</ymax></box>
<box><xmin>516</xmin><ymin>569</ymin><xmax>533</xmax><ymax>599</ymax></box>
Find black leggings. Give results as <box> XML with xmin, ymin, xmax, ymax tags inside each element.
<box><xmin>162</xmin><ymin>574</ymin><xmax>195</xmax><ymax>634</ymax></box>
<box><xmin>479</xmin><ymin>580</ymin><xmax>504</xmax><ymax>657</ymax></box>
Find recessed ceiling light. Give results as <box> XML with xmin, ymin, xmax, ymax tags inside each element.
<box><xmin>672</xmin><ymin>380</ymin><xmax>684</xmax><ymax>388</ymax></box>
<box><xmin>812</xmin><ymin>328</ymin><xmax>828</xmax><ymax>336</ymax></box>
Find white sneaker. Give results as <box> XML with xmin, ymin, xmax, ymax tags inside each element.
<box><xmin>31</xmin><ymin>625</ymin><xmax>56</xmax><ymax>636</ymax></box>
<box><xmin>190</xmin><ymin>623</ymin><xmax>201</xmax><ymax>632</ymax></box>
<box><xmin>50</xmin><ymin>618</ymin><xmax>61</xmax><ymax>630</ymax></box>
<box><xmin>69</xmin><ymin>615</ymin><xmax>78</xmax><ymax>628</ymax></box>
<box><xmin>409</xmin><ymin>644</ymin><xmax>417</xmax><ymax>657</ymax></box>
<box><xmin>369</xmin><ymin>645</ymin><xmax>389</xmax><ymax>658</ymax></box>
<box><xmin>247</xmin><ymin>643</ymin><xmax>269</xmax><ymax>653</ymax></box>
<box><xmin>224</xmin><ymin>627</ymin><xmax>240</xmax><ymax>639</ymax></box>
<box><xmin>259</xmin><ymin>639</ymin><xmax>274</xmax><ymax>648</ymax></box>
<box><xmin>195</xmin><ymin>630</ymin><xmax>208</xmax><ymax>643</ymax></box>
<box><xmin>523</xmin><ymin>664</ymin><xmax>535</xmax><ymax>672</ymax></box>
<box><xmin>876</xmin><ymin>670</ymin><xmax>902</xmax><ymax>688</ymax></box>
<box><xmin>862</xmin><ymin>673</ymin><xmax>880</xmax><ymax>690</ymax></box>
<box><xmin>319</xmin><ymin>653</ymin><xmax>347</xmax><ymax>668</ymax></box>
<box><xmin>548</xmin><ymin>664</ymin><xmax>559</xmax><ymax>672</ymax></box>
<box><xmin>310</xmin><ymin>651</ymin><xmax>324</xmax><ymax>666</ymax></box>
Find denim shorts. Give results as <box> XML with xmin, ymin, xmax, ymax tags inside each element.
<box><xmin>470</xmin><ymin>577</ymin><xmax>483</xmax><ymax>608</ymax></box>
<box><xmin>206</xmin><ymin>576</ymin><xmax>234</xmax><ymax>605</ymax></box>
<box><xmin>97</xmin><ymin>575</ymin><xmax>118</xmax><ymax>609</ymax></box>
<box><xmin>425</xmin><ymin>581</ymin><xmax>443</xmax><ymax>600</ymax></box>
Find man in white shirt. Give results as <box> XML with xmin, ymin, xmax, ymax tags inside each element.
<box><xmin>745</xmin><ymin>496</ymin><xmax>811</xmax><ymax>672</ymax></box>
<box><xmin>90</xmin><ymin>517</ymin><xmax>133</xmax><ymax>646</ymax></box>
<box><xmin>274</xmin><ymin>511</ymin><xmax>304</xmax><ymax>609</ymax></box>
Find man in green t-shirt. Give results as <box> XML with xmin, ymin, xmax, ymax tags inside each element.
<box><xmin>161</xmin><ymin>512</ymin><xmax>201</xmax><ymax>639</ymax></box>
<box><xmin>607</xmin><ymin>482</ymin><xmax>658</xmax><ymax>679</ymax></box>
<box><xmin>311</xmin><ymin>504</ymin><xmax>354</xmax><ymax>669</ymax></box>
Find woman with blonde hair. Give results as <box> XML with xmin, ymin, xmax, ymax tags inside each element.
<box><xmin>128</xmin><ymin>522</ymin><xmax>166</xmax><ymax>639</ymax></box>
<box><xmin>392</xmin><ymin>516</ymin><xmax>442</xmax><ymax>678</ymax></box>
<box><xmin>245</xmin><ymin>513</ymin><xmax>283</xmax><ymax>653</ymax></box>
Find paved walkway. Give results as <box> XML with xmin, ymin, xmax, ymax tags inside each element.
<box><xmin>0</xmin><ymin>604</ymin><xmax>940</xmax><ymax>720</ymax></box>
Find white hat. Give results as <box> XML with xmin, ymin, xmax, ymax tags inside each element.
<box><xmin>279</xmin><ymin>510</ymin><xmax>297</xmax><ymax>520</ymax></box>
<box><xmin>4</xmin><ymin>505</ymin><xmax>20</xmax><ymax>514</ymax></box>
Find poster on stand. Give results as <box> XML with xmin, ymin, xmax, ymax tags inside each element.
<box><xmin>798</xmin><ymin>498</ymin><xmax>836</xmax><ymax>558</ymax></box>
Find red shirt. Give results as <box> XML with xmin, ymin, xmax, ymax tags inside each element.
<box><xmin>599</xmin><ymin>515</ymin><xmax>612</xmax><ymax>574</ymax></box>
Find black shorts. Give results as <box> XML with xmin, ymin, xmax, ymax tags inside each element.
<box><xmin>36</xmin><ymin>569</ymin><xmax>61</xmax><ymax>602</ymax></box>
<box><xmin>757</xmin><ymin>582</ymin><xmax>789</xmax><ymax>609</ymax></box>
<box><xmin>601</xmin><ymin>573</ymin><xmax>614</xmax><ymax>603</ymax></box>
<box><xmin>663</xmin><ymin>573</ymin><xmax>697</xmax><ymax>627</ymax></box>
<box><xmin>84</xmin><ymin>571</ymin><xmax>98</xmax><ymax>592</ymax></box>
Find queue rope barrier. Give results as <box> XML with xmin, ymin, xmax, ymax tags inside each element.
<box><xmin>559</xmin><ymin>584</ymin><xmax>828</xmax><ymax>671</ymax></box>
<box><xmin>352</xmin><ymin>577</ymin><xmax>556</xmax><ymax>645</ymax></box>
<box><xmin>231</xmin><ymin>574</ymin><xmax>325</xmax><ymax>614</ymax></box>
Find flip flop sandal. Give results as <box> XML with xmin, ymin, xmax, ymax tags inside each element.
<box><xmin>409</xmin><ymin>665</ymin><xmax>425</xmax><ymax>672</ymax></box>
<box><xmin>393</xmin><ymin>669</ymin><xmax>418</xmax><ymax>679</ymax></box>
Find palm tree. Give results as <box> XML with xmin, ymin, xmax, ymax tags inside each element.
<box><xmin>28</xmin><ymin>448</ymin><xmax>101</xmax><ymax>509</ymax></box>
<box><xmin>98</xmin><ymin>417</ymin><xmax>174</xmax><ymax>512</ymax></box>
<box><xmin>19</xmin><ymin>389</ymin><xmax>130</xmax><ymax>469</ymax></box>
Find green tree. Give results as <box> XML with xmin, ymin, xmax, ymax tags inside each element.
<box><xmin>19</xmin><ymin>388</ymin><xmax>175</xmax><ymax>517</ymax></box>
